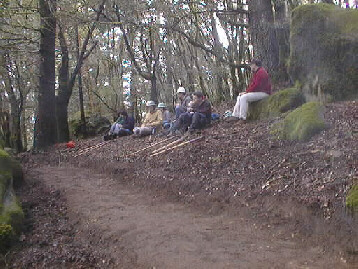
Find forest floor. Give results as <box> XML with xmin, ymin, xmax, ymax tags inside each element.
<box><xmin>4</xmin><ymin>101</ymin><xmax>358</xmax><ymax>268</ymax></box>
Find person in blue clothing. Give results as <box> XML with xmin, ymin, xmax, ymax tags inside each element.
<box><xmin>105</xmin><ymin>110</ymin><xmax>134</xmax><ymax>140</ymax></box>
<box><xmin>158</xmin><ymin>102</ymin><xmax>172</xmax><ymax>129</ymax></box>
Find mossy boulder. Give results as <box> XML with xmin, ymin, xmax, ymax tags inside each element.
<box><xmin>346</xmin><ymin>185</ymin><xmax>358</xmax><ymax>212</ymax></box>
<box><xmin>272</xmin><ymin>102</ymin><xmax>326</xmax><ymax>141</ymax></box>
<box><xmin>69</xmin><ymin>112</ymin><xmax>111</xmax><ymax>138</ymax></box>
<box><xmin>0</xmin><ymin>149</ymin><xmax>24</xmax><ymax>252</ymax></box>
<box><xmin>248</xmin><ymin>87</ymin><xmax>306</xmax><ymax>120</ymax></box>
<box><xmin>289</xmin><ymin>4</ymin><xmax>358</xmax><ymax>101</ymax></box>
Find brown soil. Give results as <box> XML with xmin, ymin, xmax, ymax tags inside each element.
<box><xmin>6</xmin><ymin>101</ymin><xmax>358</xmax><ymax>268</ymax></box>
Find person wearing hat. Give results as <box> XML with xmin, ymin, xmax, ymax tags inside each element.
<box><xmin>158</xmin><ymin>103</ymin><xmax>172</xmax><ymax>129</ymax></box>
<box><xmin>133</xmin><ymin>101</ymin><xmax>162</xmax><ymax>136</ymax></box>
<box><xmin>175</xmin><ymin>87</ymin><xmax>192</xmax><ymax>119</ymax></box>
<box><xmin>228</xmin><ymin>59</ymin><xmax>272</xmax><ymax>123</ymax></box>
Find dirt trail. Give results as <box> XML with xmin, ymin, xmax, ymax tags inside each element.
<box><xmin>32</xmin><ymin>165</ymin><xmax>347</xmax><ymax>269</ymax></box>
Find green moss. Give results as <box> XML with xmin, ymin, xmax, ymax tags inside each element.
<box><xmin>273</xmin><ymin>102</ymin><xmax>326</xmax><ymax>141</ymax></box>
<box><xmin>0</xmin><ymin>172</ymin><xmax>11</xmax><ymax>202</ymax></box>
<box><xmin>0</xmin><ymin>149</ymin><xmax>9</xmax><ymax>158</ymax></box>
<box><xmin>346</xmin><ymin>185</ymin><xmax>358</xmax><ymax>211</ymax></box>
<box><xmin>0</xmin><ymin>198</ymin><xmax>24</xmax><ymax>234</ymax></box>
<box><xmin>248</xmin><ymin>87</ymin><xmax>306</xmax><ymax>120</ymax></box>
<box><xmin>289</xmin><ymin>4</ymin><xmax>358</xmax><ymax>101</ymax></box>
<box><xmin>0</xmin><ymin>224</ymin><xmax>13</xmax><ymax>253</ymax></box>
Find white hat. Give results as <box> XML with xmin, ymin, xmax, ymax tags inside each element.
<box><xmin>177</xmin><ymin>87</ymin><xmax>186</xmax><ymax>94</ymax></box>
<box><xmin>158</xmin><ymin>103</ymin><xmax>166</xmax><ymax>108</ymax></box>
<box><xmin>146</xmin><ymin>100</ymin><xmax>156</xmax><ymax>107</ymax></box>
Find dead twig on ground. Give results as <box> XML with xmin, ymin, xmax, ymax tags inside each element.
<box><xmin>150</xmin><ymin>137</ymin><xmax>186</xmax><ymax>155</ymax></box>
<box><xmin>73</xmin><ymin>141</ymin><xmax>112</xmax><ymax>157</ymax></box>
<box><xmin>130</xmin><ymin>136</ymin><xmax>176</xmax><ymax>156</ymax></box>
<box><xmin>150</xmin><ymin>136</ymin><xmax>204</xmax><ymax>157</ymax></box>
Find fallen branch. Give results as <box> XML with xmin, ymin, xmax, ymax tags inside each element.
<box><xmin>150</xmin><ymin>137</ymin><xmax>185</xmax><ymax>155</ymax></box>
<box><xmin>150</xmin><ymin>136</ymin><xmax>204</xmax><ymax>157</ymax></box>
<box><xmin>73</xmin><ymin>140</ymin><xmax>112</xmax><ymax>157</ymax></box>
<box><xmin>130</xmin><ymin>136</ymin><xmax>176</xmax><ymax>156</ymax></box>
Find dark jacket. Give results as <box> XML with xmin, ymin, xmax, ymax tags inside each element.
<box><xmin>121</xmin><ymin>116</ymin><xmax>135</xmax><ymax>131</ymax></box>
<box><xmin>246</xmin><ymin>67</ymin><xmax>272</xmax><ymax>95</ymax></box>
<box><xmin>192</xmin><ymin>99</ymin><xmax>212</xmax><ymax>121</ymax></box>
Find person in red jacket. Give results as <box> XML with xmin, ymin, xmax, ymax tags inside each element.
<box><xmin>229</xmin><ymin>59</ymin><xmax>272</xmax><ymax>122</ymax></box>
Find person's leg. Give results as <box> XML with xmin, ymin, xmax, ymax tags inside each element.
<box><xmin>180</xmin><ymin>112</ymin><xmax>193</xmax><ymax>132</ymax></box>
<box><xmin>190</xmin><ymin>113</ymin><xmax>207</xmax><ymax>130</ymax></box>
<box><xmin>239</xmin><ymin>92</ymin><xmax>269</xmax><ymax>120</ymax></box>
<box><xmin>109</xmin><ymin>123</ymin><xmax>117</xmax><ymax>134</ymax></box>
<box><xmin>175</xmin><ymin>106</ymin><xmax>186</xmax><ymax>119</ymax></box>
<box><xmin>232</xmin><ymin>95</ymin><xmax>241</xmax><ymax>118</ymax></box>
<box><xmin>117</xmin><ymin>128</ymin><xmax>131</xmax><ymax>137</ymax></box>
<box><xmin>139</xmin><ymin>127</ymin><xmax>153</xmax><ymax>136</ymax></box>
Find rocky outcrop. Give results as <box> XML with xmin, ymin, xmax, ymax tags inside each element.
<box><xmin>289</xmin><ymin>4</ymin><xmax>358</xmax><ymax>101</ymax></box>
<box><xmin>69</xmin><ymin>113</ymin><xmax>111</xmax><ymax>138</ymax></box>
<box><xmin>272</xmin><ymin>102</ymin><xmax>326</xmax><ymax>141</ymax></box>
<box><xmin>248</xmin><ymin>87</ymin><xmax>305</xmax><ymax>120</ymax></box>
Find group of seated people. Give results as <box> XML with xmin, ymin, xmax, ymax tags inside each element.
<box><xmin>105</xmin><ymin>88</ymin><xmax>212</xmax><ymax>140</ymax></box>
<box><xmin>105</xmin><ymin>59</ymin><xmax>271</xmax><ymax>140</ymax></box>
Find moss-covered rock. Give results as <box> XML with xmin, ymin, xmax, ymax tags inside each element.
<box><xmin>69</xmin><ymin>112</ymin><xmax>111</xmax><ymax>138</ymax></box>
<box><xmin>272</xmin><ymin>102</ymin><xmax>326</xmax><ymax>141</ymax></box>
<box><xmin>248</xmin><ymin>87</ymin><xmax>306</xmax><ymax>120</ymax></box>
<box><xmin>346</xmin><ymin>185</ymin><xmax>358</xmax><ymax>211</ymax></box>
<box><xmin>0</xmin><ymin>224</ymin><xmax>13</xmax><ymax>253</ymax></box>
<box><xmin>0</xmin><ymin>149</ymin><xmax>24</xmax><ymax>252</ymax></box>
<box><xmin>289</xmin><ymin>4</ymin><xmax>358</xmax><ymax>101</ymax></box>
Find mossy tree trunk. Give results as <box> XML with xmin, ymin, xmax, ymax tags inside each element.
<box><xmin>248</xmin><ymin>0</ymin><xmax>280</xmax><ymax>78</ymax></box>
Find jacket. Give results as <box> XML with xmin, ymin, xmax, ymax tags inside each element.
<box><xmin>121</xmin><ymin>116</ymin><xmax>135</xmax><ymax>131</ymax></box>
<box><xmin>192</xmin><ymin>99</ymin><xmax>212</xmax><ymax>121</ymax></box>
<box><xmin>246</xmin><ymin>67</ymin><xmax>272</xmax><ymax>95</ymax></box>
<box><xmin>141</xmin><ymin>110</ymin><xmax>162</xmax><ymax>127</ymax></box>
<box><xmin>162</xmin><ymin>110</ymin><xmax>172</xmax><ymax>122</ymax></box>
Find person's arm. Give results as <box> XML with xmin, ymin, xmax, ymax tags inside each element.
<box><xmin>194</xmin><ymin>100</ymin><xmax>211</xmax><ymax>114</ymax></box>
<box><xmin>246</xmin><ymin>70</ymin><xmax>263</xmax><ymax>93</ymax></box>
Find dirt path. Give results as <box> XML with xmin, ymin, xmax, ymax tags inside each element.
<box><xmin>32</xmin><ymin>165</ymin><xmax>347</xmax><ymax>269</ymax></box>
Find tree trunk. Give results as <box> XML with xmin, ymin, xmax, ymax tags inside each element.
<box><xmin>150</xmin><ymin>72</ymin><xmax>158</xmax><ymax>103</ymax></box>
<box><xmin>56</xmin><ymin>27</ymin><xmax>70</xmax><ymax>142</ymax></box>
<box><xmin>76</xmin><ymin>26</ymin><xmax>87</xmax><ymax>138</ymax></box>
<box><xmin>0</xmin><ymin>52</ymin><xmax>23</xmax><ymax>152</ymax></box>
<box><xmin>248</xmin><ymin>0</ymin><xmax>280</xmax><ymax>78</ymax></box>
<box><xmin>78</xmin><ymin>69</ymin><xmax>87</xmax><ymax>137</ymax></box>
<box><xmin>36</xmin><ymin>0</ymin><xmax>57</xmax><ymax>149</ymax></box>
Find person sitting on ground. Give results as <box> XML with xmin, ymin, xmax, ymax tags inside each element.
<box><xmin>227</xmin><ymin>59</ymin><xmax>272</xmax><ymax>123</ymax></box>
<box><xmin>133</xmin><ymin>101</ymin><xmax>162</xmax><ymax>137</ymax></box>
<box><xmin>175</xmin><ymin>87</ymin><xmax>192</xmax><ymax>119</ymax></box>
<box><xmin>172</xmin><ymin>91</ymin><xmax>211</xmax><ymax>135</ymax></box>
<box><xmin>158</xmin><ymin>102</ymin><xmax>172</xmax><ymax>129</ymax></box>
<box><xmin>105</xmin><ymin>110</ymin><xmax>134</xmax><ymax>140</ymax></box>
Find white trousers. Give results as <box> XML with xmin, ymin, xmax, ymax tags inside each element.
<box><xmin>232</xmin><ymin>92</ymin><xmax>269</xmax><ymax>120</ymax></box>
<box><xmin>133</xmin><ymin>126</ymin><xmax>154</xmax><ymax>136</ymax></box>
